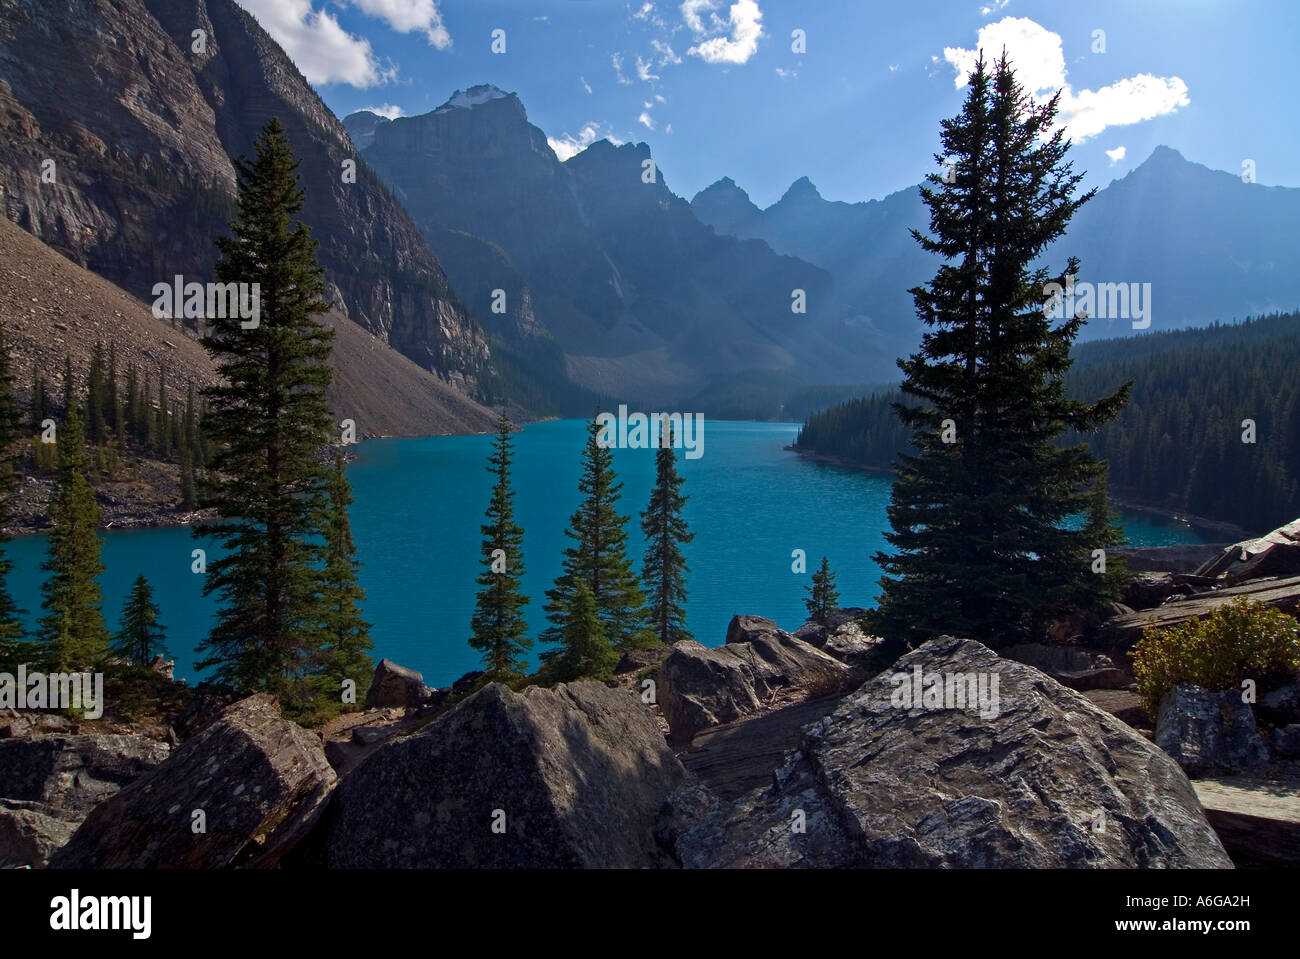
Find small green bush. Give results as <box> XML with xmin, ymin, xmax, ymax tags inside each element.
<box><xmin>1130</xmin><ymin>598</ymin><xmax>1300</xmax><ymax>718</ymax></box>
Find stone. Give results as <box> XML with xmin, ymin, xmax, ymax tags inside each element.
<box><xmin>0</xmin><ymin>799</ymin><xmax>77</xmax><ymax>869</ymax></box>
<box><xmin>363</xmin><ymin>659</ymin><xmax>434</xmax><ymax>709</ymax></box>
<box><xmin>660</xmin><ymin>636</ymin><xmax>1232</xmax><ymax>868</ymax></box>
<box><xmin>1272</xmin><ymin>724</ymin><xmax>1300</xmax><ymax>758</ymax></box>
<box><xmin>351</xmin><ymin>724</ymin><xmax>396</xmax><ymax>746</ymax></box>
<box><xmin>314</xmin><ymin>682</ymin><xmax>685</xmax><ymax>868</ymax></box>
<box><xmin>1155</xmin><ymin>684</ymin><xmax>1270</xmax><ymax>778</ymax></box>
<box><xmin>1258</xmin><ymin>678</ymin><xmax>1300</xmax><ymax>726</ymax></box>
<box><xmin>659</xmin><ymin>627</ymin><xmax>851</xmax><ymax>745</ymax></box>
<box><xmin>50</xmin><ymin>694</ymin><xmax>336</xmax><ymax>869</ymax></box>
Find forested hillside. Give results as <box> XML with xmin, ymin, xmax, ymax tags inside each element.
<box><xmin>795</xmin><ymin>313</ymin><xmax>1300</xmax><ymax>533</ymax></box>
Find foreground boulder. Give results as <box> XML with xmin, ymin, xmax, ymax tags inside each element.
<box><xmin>364</xmin><ymin>659</ymin><xmax>435</xmax><ymax>709</ymax></box>
<box><xmin>1155</xmin><ymin>684</ymin><xmax>1269</xmax><ymax>778</ymax></box>
<box><xmin>313</xmin><ymin>682</ymin><xmax>684</xmax><ymax>868</ymax></box>
<box><xmin>50</xmin><ymin>694</ymin><xmax>336</xmax><ymax>869</ymax></box>
<box><xmin>660</xmin><ymin>622</ymin><xmax>852</xmax><ymax>744</ymax></box>
<box><xmin>659</xmin><ymin>636</ymin><xmax>1232</xmax><ymax>868</ymax></box>
<box><xmin>0</xmin><ymin>733</ymin><xmax>170</xmax><ymax>868</ymax></box>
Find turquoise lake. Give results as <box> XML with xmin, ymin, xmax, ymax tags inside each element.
<box><xmin>4</xmin><ymin>419</ymin><xmax>1207</xmax><ymax>687</ymax></box>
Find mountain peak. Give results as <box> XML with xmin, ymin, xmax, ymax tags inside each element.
<box><xmin>433</xmin><ymin>84</ymin><xmax>515</xmax><ymax>114</ymax></box>
<box><xmin>1140</xmin><ymin>145</ymin><xmax>1189</xmax><ymax>168</ymax></box>
<box><xmin>780</xmin><ymin>176</ymin><xmax>823</xmax><ymax>203</ymax></box>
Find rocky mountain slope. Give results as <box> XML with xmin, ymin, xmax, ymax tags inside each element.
<box><xmin>0</xmin><ymin>0</ymin><xmax>489</xmax><ymax>390</ymax></box>
<box><xmin>0</xmin><ymin>215</ymin><xmax>494</xmax><ymax>531</ymax></box>
<box><xmin>346</xmin><ymin>88</ymin><xmax>880</xmax><ymax>402</ymax></box>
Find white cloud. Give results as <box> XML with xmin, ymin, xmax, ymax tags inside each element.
<box><xmin>547</xmin><ymin>123</ymin><xmax>623</xmax><ymax>162</ymax></box>
<box><xmin>651</xmin><ymin>39</ymin><xmax>682</xmax><ymax>65</ymax></box>
<box><xmin>581</xmin><ymin>76</ymin><xmax>593</xmax><ymax>94</ymax></box>
<box><xmin>349</xmin><ymin>0</ymin><xmax>451</xmax><ymax>48</ymax></box>
<box><xmin>684</xmin><ymin>0</ymin><xmax>763</xmax><ymax>65</ymax></box>
<box><xmin>235</xmin><ymin>0</ymin><xmax>395</xmax><ymax>87</ymax></box>
<box><xmin>775</xmin><ymin>67</ymin><xmax>796</xmax><ymax>79</ymax></box>
<box><xmin>980</xmin><ymin>0</ymin><xmax>1011</xmax><ymax>15</ymax></box>
<box><xmin>1105</xmin><ymin>145</ymin><xmax>1126</xmax><ymax>165</ymax></box>
<box><xmin>636</xmin><ymin>54</ymin><xmax>660</xmax><ymax>81</ymax></box>
<box><xmin>612</xmin><ymin>52</ymin><xmax>631</xmax><ymax>84</ymax></box>
<box><xmin>655</xmin><ymin>93</ymin><xmax>666</xmax><ymax>103</ymax></box>
<box><xmin>942</xmin><ymin>17</ymin><xmax>1188</xmax><ymax>141</ymax></box>
<box><xmin>362</xmin><ymin>103</ymin><xmax>405</xmax><ymax>119</ymax></box>
<box><xmin>638</xmin><ymin>111</ymin><xmax>655</xmax><ymax>129</ymax></box>
<box><xmin>888</xmin><ymin>63</ymin><xmax>900</xmax><ymax>72</ymax></box>
<box><xmin>633</xmin><ymin>2</ymin><xmax>669</xmax><ymax>29</ymax></box>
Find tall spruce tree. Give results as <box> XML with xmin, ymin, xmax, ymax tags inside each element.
<box><xmin>316</xmin><ymin>450</ymin><xmax>373</xmax><ymax>706</ymax></box>
<box><xmin>112</xmin><ymin>574</ymin><xmax>168</xmax><ymax>667</ymax></box>
<box><xmin>805</xmin><ymin>556</ymin><xmax>840</xmax><ymax>626</ymax></box>
<box><xmin>543</xmin><ymin>415</ymin><xmax>646</xmax><ymax>663</ymax></box>
<box><xmin>640</xmin><ymin>422</ymin><xmax>693</xmax><ymax>645</ymax></box>
<box><xmin>870</xmin><ymin>53</ymin><xmax>1129</xmax><ymax>652</ymax></box>
<box><xmin>0</xmin><ymin>326</ymin><xmax>26</xmax><ymax>669</ymax></box>
<box><xmin>555</xmin><ymin>579</ymin><xmax>618</xmax><ymax>681</ymax></box>
<box><xmin>39</xmin><ymin>410</ymin><xmax>109</xmax><ymax>669</ymax></box>
<box><xmin>469</xmin><ymin>413</ymin><xmax>531</xmax><ymax>677</ymax></box>
<box><xmin>193</xmin><ymin>117</ymin><xmax>336</xmax><ymax>712</ymax></box>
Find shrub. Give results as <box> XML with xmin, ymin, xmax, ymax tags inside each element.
<box><xmin>1129</xmin><ymin>598</ymin><xmax>1300</xmax><ymax>718</ymax></box>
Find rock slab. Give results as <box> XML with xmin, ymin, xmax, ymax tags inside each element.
<box><xmin>50</xmin><ymin>694</ymin><xmax>336</xmax><ymax>869</ymax></box>
<box><xmin>661</xmin><ymin>636</ymin><xmax>1233</xmax><ymax>868</ymax></box>
<box><xmin>1155</xmin><ymin>684</ymin><xmax>1269</xmax><ymax>778</ymax></box>
<box><xmin>318</xmin><ymin>681</ymin><xmax>685</xmax><ymax>868</ymax></box>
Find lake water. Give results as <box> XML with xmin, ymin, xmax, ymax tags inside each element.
<box><xmin>3</xmin><ymin>419</ymin><xmax>1207</xmax><ymax>687</ymax></box>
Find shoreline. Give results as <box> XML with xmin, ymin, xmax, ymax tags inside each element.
<box><xmin>784</xmin><ymin>444</ymin><xmax>1252</xmax><ymax>541</ymax></box>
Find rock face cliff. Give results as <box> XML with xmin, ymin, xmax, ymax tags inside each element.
<box><xmin>346</xmin><ymin>89</ymin><xmax>879</xmax><ymax>403</ymax></box>
<box><xmin>0</xmin><ymin>0</ymin><xmax>488</xmax><ymax>388</ymax></box>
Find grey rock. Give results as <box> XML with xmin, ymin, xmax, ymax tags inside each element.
<box><xmin>1259</xmin><ymin>678</ymin><xmax>1300</xmax><ymax>726</ymax></box>
<box><xmin>1155</xmin><ymin>684</ymin><xmax>1270</xmax><ymax>778</ymax></box>
<box><xmin>661</xmin><ymin>637</ymin><xmax>1232</xmax><ymax>868</ymax></box>
<box><xmin>319</xmin><ymin>682</ymin><xmax>685</xmax><ymax>868</ymax></box>
<box><xmin>0</xmin><ymin>733</ymin><xmax>171</xmax><ymax>817</ymax></box>
<box><xmin>659</xmin><ymin>627</ymin><xmax>851</xmax><ymax>745</ymax></box>
<box><xmin>351</xmin><ymin>724</ymin><xmax>396</xmax><ymax>746</ymax></box>
<box><xmin>363</xmin><ymin>659</ymin><xmax>434</xmax><ymax>709</ymax></box>
<box><xmin>0</xmin><ymin>799</ymin><xmax>77</xmax><ymax>869</ymax></box>
<box><xmin>50</xmin><ymin>694</ymin><xmax>336</xmax><ymax>869</ymax></box>
<box><xmin>1272</xmin><ymin>724</ymin><xmax>1300</xmax><ymax>758</ymax></box>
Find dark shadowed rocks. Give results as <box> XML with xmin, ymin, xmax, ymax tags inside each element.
<box><xmin>1002</xmin><ymin>643</ymin><xmax>1130</xmax><ymax>691</ymax></box>
<box><xmin>0</xmin><ymin>733</ymin><xmax>170</xmax><ymax>867</ymax></box>
<box><xmin>1155</xmin><ymin>684</ymin><xmax>1269</xmax><ymax>778</ymax></box>
<box><xmin>364</xmin><ymin>659</ymin><xmax>435</xmax><ymax>709</ymax></box>
<box><xmin>659</xmin><ymin>636</ymin><xmax>1232</xmax><ymax>868</ymax></box>
<box><xmin>660</xmin><ymin>621</ymin><xmax>852</xmax><ymax>745</ymax></box>
<box><xmin>315</xmin><ymin>681</ymin><xmax>684</xmax><ymax>868</ymax></box>
<box><xmin>50</xmin><ymin>694</ymin><xmax>336</xmax><ymax>869</ymax></box>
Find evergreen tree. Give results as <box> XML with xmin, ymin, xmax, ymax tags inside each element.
<box><xmin>0</xmin><ymin>326</ymin><xmax>27</xmax><ymax>669</ymax></box>
<box><xmin>123</xmin><ymin>363</ymin><xmax>140</xmax><ymax>441</ymax></box>
<box><xmin>316</xmin><ymin>450</ymin><xmax>373</xmax><ymax>705</ymax></box>
<box><xmin>38</xmin><ymin>410</ymin><xmax>109</xmax><ymax>669</ymax></box>
<box><xmin>179</xmin><ymin>447</ymin><xmax>196</xmax><ymax>508</ymax></box>
<box><xmin>469</xmin><ymin>413</ymin><xmax>531</xmax><ymax>677</ymax></box>
<box><xmin>554</xmin><ymin>579</ymin><xmax>618</xmax><ymax>681</ymax></box>
<box><xmin>61</xmin><ymin>354</ymin><xmax>73</xmax><ymax>415</ymax></box>
<box><xmin>640</xmin><ymin>422</ymin><xmax>693</xmax><ymax>645</ymax></box>
<box><xmin>870</xmin><ymin>53</ymin><xmax>1129</xmax><ymax>652</ymax></box>
<box><xmin>155</xmin><ymin>369</ymin><xmax>170</xmax><ymax>457</ymax></box>
<box><xmin>142</xmin><ymin>366</ymin><xmax>154</xmax><ymax>449</ymax></box>
<box><xmin>30</xmin><ymin>372</ymin><xmax>48</xmax><ymax>433</ymax></box>
<box><xmin>106</xmin><ymin>341</ymin><xmax>120</xmax><ymax>439</ymax></box>
<box><xmin>193</xmin><ymin>118</ymin><xmax>336</xmax><ymax>713</ymax></box>
<box><xmin>85</xmin><ymin>341</ymin><xmax>106</xmax><ymax>445</ymax></box>
<box><xmin>111</xmin><ymin>574</ymin><xmax>168</xmax><ymax>667</ymax></box>
<box><xmin>805</xmin><ymin>556</ymin><xmax>840</xmax><ymax>626</ymax></box>
<box><xmin>542</xmin><ymin>414</ymin><xmax>646</xmax><ymax>656</ymax></box>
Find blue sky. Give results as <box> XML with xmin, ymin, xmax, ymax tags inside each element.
<box><xmin>236</xmin><ymin>0</ymin><xmax>1299</xmax><ymax>207</ymax></box>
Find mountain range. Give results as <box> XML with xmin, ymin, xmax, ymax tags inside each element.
<box><xmin>2</xmin><ymin>0</ymin><xmax>1296</xmax><ymax>422</ymax></box>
